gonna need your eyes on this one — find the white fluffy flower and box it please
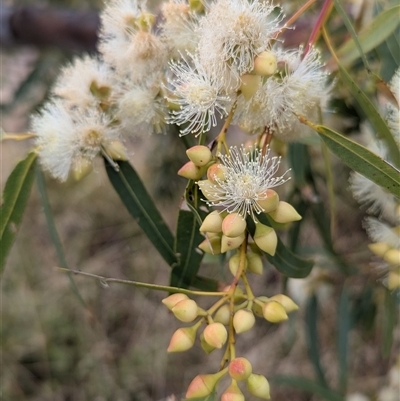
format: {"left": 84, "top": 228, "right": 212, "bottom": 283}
{"left": 166, "top": 54, "right": 233, "bottom": 136}
{"left": 197, "top": 0, "right": 283, "bottom": 82}
{"left": 200, "top": 146, "right": 290, "bottom": 220}
{"left": 32, "top": 101, "right": 120, "bottom": 181}
{"left": 386, "top": 68, "right": 400, "bottom": 147}
{"left": 364, "top": 218, "right": 400, "bottom": 249}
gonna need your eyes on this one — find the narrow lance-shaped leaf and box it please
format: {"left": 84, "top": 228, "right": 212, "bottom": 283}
{"left": 0, "top": 152, "right": 37, "bottom": 272}
{"left": 382, "top": 288, "right": 398, "bottom": 357}
{"left": 104, "top": 159, "right": 178, "bottom": 267}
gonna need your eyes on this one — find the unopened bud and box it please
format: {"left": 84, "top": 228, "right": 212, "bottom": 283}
{"left": 197, "top": 179, "right": 221, "bottom": 202}
{"left": 233, "top": 309, "right": 255, "bottom": 334}
{"left": 72, "top": 159, "right": 92, "bottom": 181}
{"left": 186, "top": 371, "right": 226, "bottom": 399}
{"left": 186, "top": 145, "right": 213, "bottom": 167}
{"left": 200, "top": 332, "right": 216, "bottom": 354}
{"left": 200, "top": 211, "right": 223, "bottom": 233}
{"left": 223, "top": 285, "right": 246, "bottom": 302}
{"left": 207, "top": 163, "right": 227, "bottom": 183}
{"left": 172, "top": 299, "right": 199, "bottom": 322}
{"left": 247, "top": 251, "right": 263, "bottom": 275}
{"left": 254, "top": 224, "right": 277, "bottom": 256}
{"left": 222, "top": 213, "right": 247, "bottom": 237}
{"left": 240, "top": 74, "right": 261, "bottom": 100}
{"left": 262, "top": 301, "right": 288, "bottom": 323}
{"left": 388, "top": 268, "right": 400, "bottom": 290}
{"left": 203, "top": 323, "right": 228, "bottom": 349}
{"left": 368, "top": 242, "right": 390, "bottom": 257}
{"left": 253, "top": 51, "right": 277, "bottom": 76}
{"left": 198, "top": 234, "right": 222, "bottom": 254}
{"left": 257, "top": 189, "right": 279, "bottom": 213}
{"left": 221, "top": 380, "right": 245, "bottom": 401}
{"left": 221, "top": 233, "right": 246, "bottom": 253}
{"left": 214, "top": 304, "right": 231, "bottom": 325}
{"left": 383, "top": 249, "right": 400, "bottom": 266}
{"left": 178, "top": 161, "right": 206, "bottom": 180}
{"left": 247, "top": 373, "right": 271, "bottom": 399}
{"left": 252, "top": 296, "right": 269, "bottom": 317}
{"left": 189, "top": 0, "right": 204, "bottom": 12}
{"left": 167, "top": 325, "right": 198, "bottom": 352}
{"left": 269, "top": 294, "right": 299, "bottom": 313}
{"left": 162, "top": 293, "right": 189, "bottom": 310}
{"left": 229, "top": 357, "right": 253, "bottom": 381}
{"left": 105, "top": 140, "right": 128, "bottom": 161}
{"left": 229, "top": 253, "right": 248, "bottom": 276}
{"left": 268, "top": 201, "right": 302, "bottom": 223}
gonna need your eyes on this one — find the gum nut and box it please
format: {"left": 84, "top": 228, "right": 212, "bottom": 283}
{"left": 221, "top": 233, "right": 246, "bottom": 253}
{"left": 269, "top": 294, "right": 299, "bottom": 313}
{"left": 247, "top": 251, "right": 263, "bottom": 275}
{"left": 200, "top": 211, "right": 223, "bottom": 233}
{"left": 172, "top": 299, "right": 199, "bottom": 322}
{"left": 262, "top": 301, "right": 288, "bottom": 323}
{"left": 197, "top": 179, "right": 221, "bottom": 202}
{"left": 254, "top": 224, "right": 277, "bottom": 256}
{"left": 207, "top": 163, "right": 227, "bottom": 183}
{"left": 383, "top": 248, "right": 400, "bottom": 266}
{"left": 104, "top": 140, "right": 128, "bottom": 161}
{"left": 229, "top": 253, "right": 248, "bottom": 276}
{"left": 186, "top": 145, "right": 213, "bottom": 167}
{"left": 200, "top": 332, "right": 216, "bottom": 354}
{"left": 233, "top": 309, "right": 255, "bottom": 334}
{"left": 72, "top": 159, "right": 93, "bottom": 181}
{"left": 222, "top": 213, "right": 247, "bottom": 237}
{"left": 198, "top": 235, "right": 222, "bottom": 254}
{"left": 167, "top": 326, "right": 196, "bottom": 352}
{"left": 214, "top": 304, "right": 231, "bottom": 326}
{"left": 186, "top": 372, "right": 225, "bottom": 399}
{"left": 221, "top": 380, "right": 245, "bottom": 401}
{"left": 229, "top": 357, "right": 253, "bottom": 381}
{"left": 268, "top": 201, "right": 302, "bottom": 223}
{"left": 388, "top": 269, "right": 400, "bottom": 290}
{"left": 203, "top": 323, "right": 228, "bottom": 349}
{"left": 162, "top": 293, "right": 189, "bottom": 310}
{"left": 253, "top": 51, "right": 277, "bottom": 76}
{"left": 247, "top": 373, "right": 271, "bottom": 399}
{"left": 368, "top": 242, "right": 390, "bottom": 257}
{"left": 257, "top": 189, "right": 279, "bottom": 213}
{"left": 240, "top": 74, "right": 261, "bottom": 100}
{"left": 252, "top": 296, "right": 269, "bottom": 317}
{"left": 178, "top": 161, "right": 206, "bottom": 180}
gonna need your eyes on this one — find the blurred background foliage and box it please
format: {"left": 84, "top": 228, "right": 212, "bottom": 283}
{"left": 1, "top": 0, "right": 399, "bottom": 400}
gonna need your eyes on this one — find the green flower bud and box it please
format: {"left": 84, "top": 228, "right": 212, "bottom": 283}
{"left": 262, "top": 301, "right": 288, "bottom": 323}
{"left": 214, "top": 304, "right": 231, "bottom": 326}
{"left": 200, "top": 211, "right": 223, "bottom": 233}
{"left": 198, "top": 234, "right": 222, "bottom": 254}
{"left": 368, "top": 242, "right": 390, "bottom": 257}
{"left": 222, "top": 213, "right": 247, "bottom": 237}
{"left": 221, "top": 380, "right": 245, "bottom": 401}
{"left": 203, "top": 322, "right": 228, "bottom": 349}
{"left": 257, "top": 189, "right": 279, "bottom": 213}
{"left": 186, "top": 371, "right": 227, "bottom": 398}
{"left": 239, "top": 74, "right": 261, "bottom": 100}
{"left": 383, "top": 248, "right": 400, "bottom": 266}
{"left": 221, "top": 233, "right": 246, "bottom": 253}
{"left": 200, "top": 332, "right": 216, "bottom": 354}
{"left": 252, "top": 51, "right": 277, "bottom": 76}
{"left": 162, "top": 293, "right": 189, "bottom": 310}
{"left": 269, "top": 294, "right": 299, "bottom": 313}
{"left": 268, "top": 201, "right": 302, "bottom": 223}
{"left": 178, "top": 161, "right": 207, "bottom": 180}
{"left": 223, "top": 285, "right": 246, "bottom": 302}
{"left": 186, "top": 145, "right": 213, "bottom": 167}
{"left": 252, "top": 296, "right": 269, "bottom": 317}
{"left": 247, "top": 251, "right": 263, "bottom": 275}
{"left": 229, "top": 357, "right": 253, "bottom": 381}
{"left": 247, "top": 373, "right": 271, "bottom": 399}
{"left": 254, "top": 224, "right": 277, "bottom": 256}
{"left": 228, "top": 253, "right": 247, "bottom": 276}
{"left": 172, "top": 299, "right": 199, "bottom": 322}
{"left": 167, "top": 325, "right": 198, "bottom": 352}
{"left": 233, "top": 309, "right": 255, "bottom": 334}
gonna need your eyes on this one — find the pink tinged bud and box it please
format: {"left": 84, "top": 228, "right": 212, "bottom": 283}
{"left": 162, "top": 293, "right": 189, "bottom": 310}
{"left": 388, "top": 269, "right": 400, "bottom": 290}
{"left": 221, "top": 233, "right": 246, "bottom": 253}
{"left": 253, "top": 224, "right": 277, "bottom": 256}
{"left": 228, "top": 357, "right": 253, "bottom": 381}
{"left": 200, "top": 211, "right": 223, "bottom": 233}
{"left": 246, "top": 251, "right": 263, "bottom": 275}
{"left": 262, "top": 301, "right": 288, "bottom": 323}
{"left": 200, "top": 332, "right": 216, "bottom": 354}
{"left": 233, "top": 309, "right": 255, "bottom": 334}
{"left": 203, "top": 322, "right": 228, "bottom": 349}
{"left": 239, "top": 74, "right": 261, "bottom": 100}
{"left": 207, "top": 163, "right": 227, "bottom": 183}
{"left": 252, "top": 51, "right": 277, "bottom": 77}
{"left": 368, "top": 242, "right": 390, "bottom": 257}
{"left": 383, "top": 249, "right": 400, "bottom": 266}
{"left": 186, "top": 145, "right": 213, "bottom": 167}
{"left": 268, "top": 201, "right": 302, "bottom": 223}
{"left": 198, "top": 234, "right": 222, "bottom": 254}
{"left": 269, "top": 294, "right": 299, "bottom": 313}
{"left": 171, "top": 299, "right": 199, "bottom": 322}
{"left": 197, "top": 179, "right": 222, "bottom": 202}
{"left": 167, "top": 326, "right": 197, "bottom": 352}
{"left": 228, "top": 253, "right": 247, "bottom": 276}
{"left": 257, "top": 189, "right": 279, "bottom": 213}
{"left": 186, "top": 370, "right": 227, "bottom": 398}
{"left": 214, "top": 304, "right": 231, "bottom": 326}
{"left": 178, "top": 161, "right": 207, "bottom": 180}
{"left": 221, "top": 380, "right": 245, "bottom": 401}
{"left": 222, "top": 213, "right": 247, "bottom": 237}
{"left": 246, "top": 373, "right": 271, "bottom": 399}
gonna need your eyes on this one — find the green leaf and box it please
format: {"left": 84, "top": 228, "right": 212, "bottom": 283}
{"left": 337, "top": 6, "right": 400, "bottom": 68}
{"left": 272, "top": 376, "right": 344, "bottom": 401}
{"left": 0, "top": 152, "right": 37, "bottom": 272}
{"left": 310, "top": 124, "right": 400, "bottom": 197}
{"left": 305, "top": 295, "right": 329, "bottom": 389}
{"left": 382, "top": 288, "right": 398, "bottom": 356}
{"left": 337, "top": 64, "right": 400, "bottom": 166}
{"left": 191, "top": 275, "right": 219, "bottom": 291}
{"left": 104, "top": 159, "right": 178, "bottom": 267}
{"left": 247, "top": 215, "right": 314, "bottom": 278}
